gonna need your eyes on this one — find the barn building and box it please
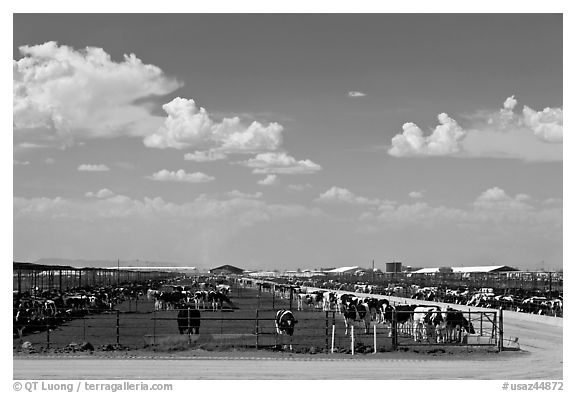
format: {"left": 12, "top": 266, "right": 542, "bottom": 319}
{"left": 411, "top": 265, "right": 518, "bottom": 275}
{"left": 209, "top": 264, "right": 244, "bottom": 275}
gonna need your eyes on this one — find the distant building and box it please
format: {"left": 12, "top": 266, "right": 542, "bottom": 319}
{"left": 325, "top": 266, "right": 362, "bottom": 275}
{"left": 411, "top": 265, "right": 518, "bottom": 275}
{"left": 209, "top": 265, "right": 244, "bottom": 275}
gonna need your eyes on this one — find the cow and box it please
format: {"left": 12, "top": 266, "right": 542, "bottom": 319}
{"left": 193, "top": 291, "right": 208, "bottom": 309}
{"left": 364, "top": 297, "right": 388, "bottom": 324}
{"left": 343, "top": 298, "right": 370, "bottom": 335}
{"left": 413, "top": 306, "right": 442, "bottom": 342}
{"left": 442, "top": 308, "right": 475, "bottom": 342}
{"left": 207, "top": 291, "right": 235, "bottom": 311}
{"left": 176, "top": 304, "right": 201, "bottom": 335}
{"left": 383, "top": 304, "right": 417, "bottom": 337}
{"left": 337, "top": 293, "right": 354, "bottom": 314}
{"left": 322, "top": 291, "right": 337, "bottom": 311}
{"left": 275, "top": 309, "right": 298, "bottom": 350}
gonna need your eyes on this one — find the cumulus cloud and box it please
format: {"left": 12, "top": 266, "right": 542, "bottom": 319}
{"left": 408, "top": 191, "right": 424, "bottom": 199}
{"left": 355, "top": 187, "right": 561, "bottom": 235}
{"left": 14, "top": 193, "right": 323, "bottom": 228}
{"left": 522, "top": 106, "right": 563, "bottom": 143}
{"left": 184, "top": 150, "right": 228, "bottom": 162}
{"left": 13, "top": 41, "right": 181, "bottom": 146}
{"left": 78, "top": 164, "right": 110, "bottom": 172}
{"left": 227, "top": 190, "right": 263, "bottom": 199}
{"left": 257, "top": 174, "right": 278, "bottom": 186}
{"left": 316, "top": 186, "right": 380, "bottom": 206}
{"left": 388, "top": 113, "right": 466, "bottom": 157}
{"left": 14, "top": 160, "right": 30, "bottom": 166}
{"left": 240, "top": 152, "right": 322, "bottom": 175}
{"left": 472, "top": 187, "right": 533, "bottom": 211}
{"left": 347, "top": 91, "right": 366, "bottom": 97}
{"left": 85, "top": 188, "right": 115, "bottom": 199}
{"left": 147, "top": 169, "right": 215, "bottom": 183}
{"left": 143, "top": 97, "right": 284, "bottom": 153}
{"left": 287, "top": 183, "right": 313, "bottom": 192}
{"left": 388, "top": 96, "right": 562, "bottom": 161}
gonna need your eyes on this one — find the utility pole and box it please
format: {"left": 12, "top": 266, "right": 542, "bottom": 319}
{"left": 117, "top": 259, "right": 120, "bottom": 286}
{"left": 372, "top": 260, "right": 375, "bottom": 281}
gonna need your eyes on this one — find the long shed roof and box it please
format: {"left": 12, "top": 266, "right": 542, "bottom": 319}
{"left": 412, "top": 265, "right": 518, "bottom": 274}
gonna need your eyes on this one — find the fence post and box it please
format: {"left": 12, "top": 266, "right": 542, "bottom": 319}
{"left": 289, "top": 288, "right": 293, "bottom": 311}
{"left": 187, "top": 307, "right": 192, "bottom": 346}
{"left": 325, "top": 311, "right": 329, "bottom": 351}
{"left": 480, "top": 312, "right": 483, "bottom": 336}
{"left": 152, "top": 309, "right": 156, "bottom": 345}
{"left": 392, "top": 308, "right": 398, "bottom": 350}
{"left": 351, "top": 326, "right": 355, "bottom": 355}
{"left": 83, "top": 317, "right": 86, "bottom": 342}
{"left": 373, "top": 324, "right": 377, "bottom": 353}
{"left": 116, "top": 310, "right": 120, "bottom": 345}
{"left": 498, "top": 308, "right": 504, "bottom": 352}
{"left": 46, "top": 323, "right": 50, "bottom": 349}
{"left": 255, "top": 309, "right": 259, "bottom": 349}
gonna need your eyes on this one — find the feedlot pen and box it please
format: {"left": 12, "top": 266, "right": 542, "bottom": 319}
{"left": 13, "top": 283, "right": 503, "bottom": 354}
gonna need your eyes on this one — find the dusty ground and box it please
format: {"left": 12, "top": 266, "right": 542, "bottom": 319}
{"left": 13, "top": 307, "right": 562, "bottom": 380}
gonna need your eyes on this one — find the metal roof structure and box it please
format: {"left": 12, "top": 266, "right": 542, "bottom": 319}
{"left": 412, "top": 265, "right": 519, "bottom": 274}
{"left": 325, "top": 266, "right": 361, "bottom": 273}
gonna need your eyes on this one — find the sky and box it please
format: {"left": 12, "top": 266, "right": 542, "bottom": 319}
{"left": 12, "top": 13, "right": 563, "bottom": 271}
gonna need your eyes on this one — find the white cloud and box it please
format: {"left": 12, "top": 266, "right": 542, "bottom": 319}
{"left": 14, "top": 193, "right": 323, "bottom": 228}
{"left": 316, "top": 186, "right": 380, "bottom": 206}
{"left": 287, "top": 183, "right": 313, "bottom": 191}
{"left": 184, "top": 150, "right": 228, "bottom": 162}
{"left": 78, "top": 164, "right": 110, "bottom": 172}
{"left": 356, "top": 187, "right": 560, "bottom": 233}
{"left": 227, "top": 190, "right": 263, "bottom": 199}
{"left": 472, "top": 187, "right": 533, "bottom": 211}
{"left": 144, "top": 97, "right": 284, "bottom": 153}
{"left": 45, "top": 158, "right": 56, "bottom": 165}
{"left": 257, "top": 174, "right": 278, "bottom": 186}
{"left": 388, "top": 96, "right": 562, "bottom": 161}
{"left": 522, "top": 106, "right": 563, "bottom": 143}
{"left": 85, "top": 188, "right": 115, "bottom": 199}
{"left": 347, "top": 91, "right": 366, "bottom": 97}
{"left": 14, "top": 160, "right": 30, "bottom": 166}
{"left": 13, "top": 41, "right": 181, "bottom": 146}
{"left": 148, "top": 169, "right": 215, "bottom": 183}
{"left": 240, "top": 152, "right": 322, "bottom": 175}
{"left": 388, "top": 113, "right": 466, "bottom": 157}
{"left": 408, "top": 191, "right": 424, "bottom": 199}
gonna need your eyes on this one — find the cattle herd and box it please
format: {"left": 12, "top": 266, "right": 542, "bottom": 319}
{"left": 13, "top": 283, "right": 146, "bottom": 340}
{"left": 283, "top": 279, "right": 563, "bottom": 318}
{"left": 13, "top": 273, "right": 563, "bottom": 351}
{"left": 290, "top": 289, "right": 476, "bottom": 344}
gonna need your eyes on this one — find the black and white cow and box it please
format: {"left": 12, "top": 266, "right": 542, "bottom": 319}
{"left": 442, "top": 307, "right": 475, "bottom": 342}
{"left": 364, "top": 297, "right": 388, "bottom": 324}
{"left": 322, "top": 291, "right": 337, "bottom": 311}
{"left": 413, "top": 306, "right": 443, "bottom": 342}
{"left": 207, "top": 291, "right": 235, "bottom": 311}
{"left": 382, "top": 304, "right": 417, "bottom": 337}
{"left": 177, "top": 304, "right": 201, "bottom": 335}
{"left": 343, "top": 298, "right": 370, "bottom": 335}
{"left": 275, "top": 309, "right": 298, "bottom": 350}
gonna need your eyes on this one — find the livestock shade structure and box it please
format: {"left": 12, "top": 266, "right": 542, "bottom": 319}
{"left": 209, "top": 265, "right": 244, "bottom": 275}
{"left": 411, "top": 266, "right": 519, "bottom": 275}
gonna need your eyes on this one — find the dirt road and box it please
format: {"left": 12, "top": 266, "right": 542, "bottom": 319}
{"left": 13, "top": 307, "right": 562, "bottom": 380}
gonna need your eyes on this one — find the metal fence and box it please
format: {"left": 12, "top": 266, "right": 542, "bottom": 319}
{"left": 13, "top": 262, "right": 182, "bottom": 294}
{"left": 14, "top": 304, "right": 503, "bottom": 354}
